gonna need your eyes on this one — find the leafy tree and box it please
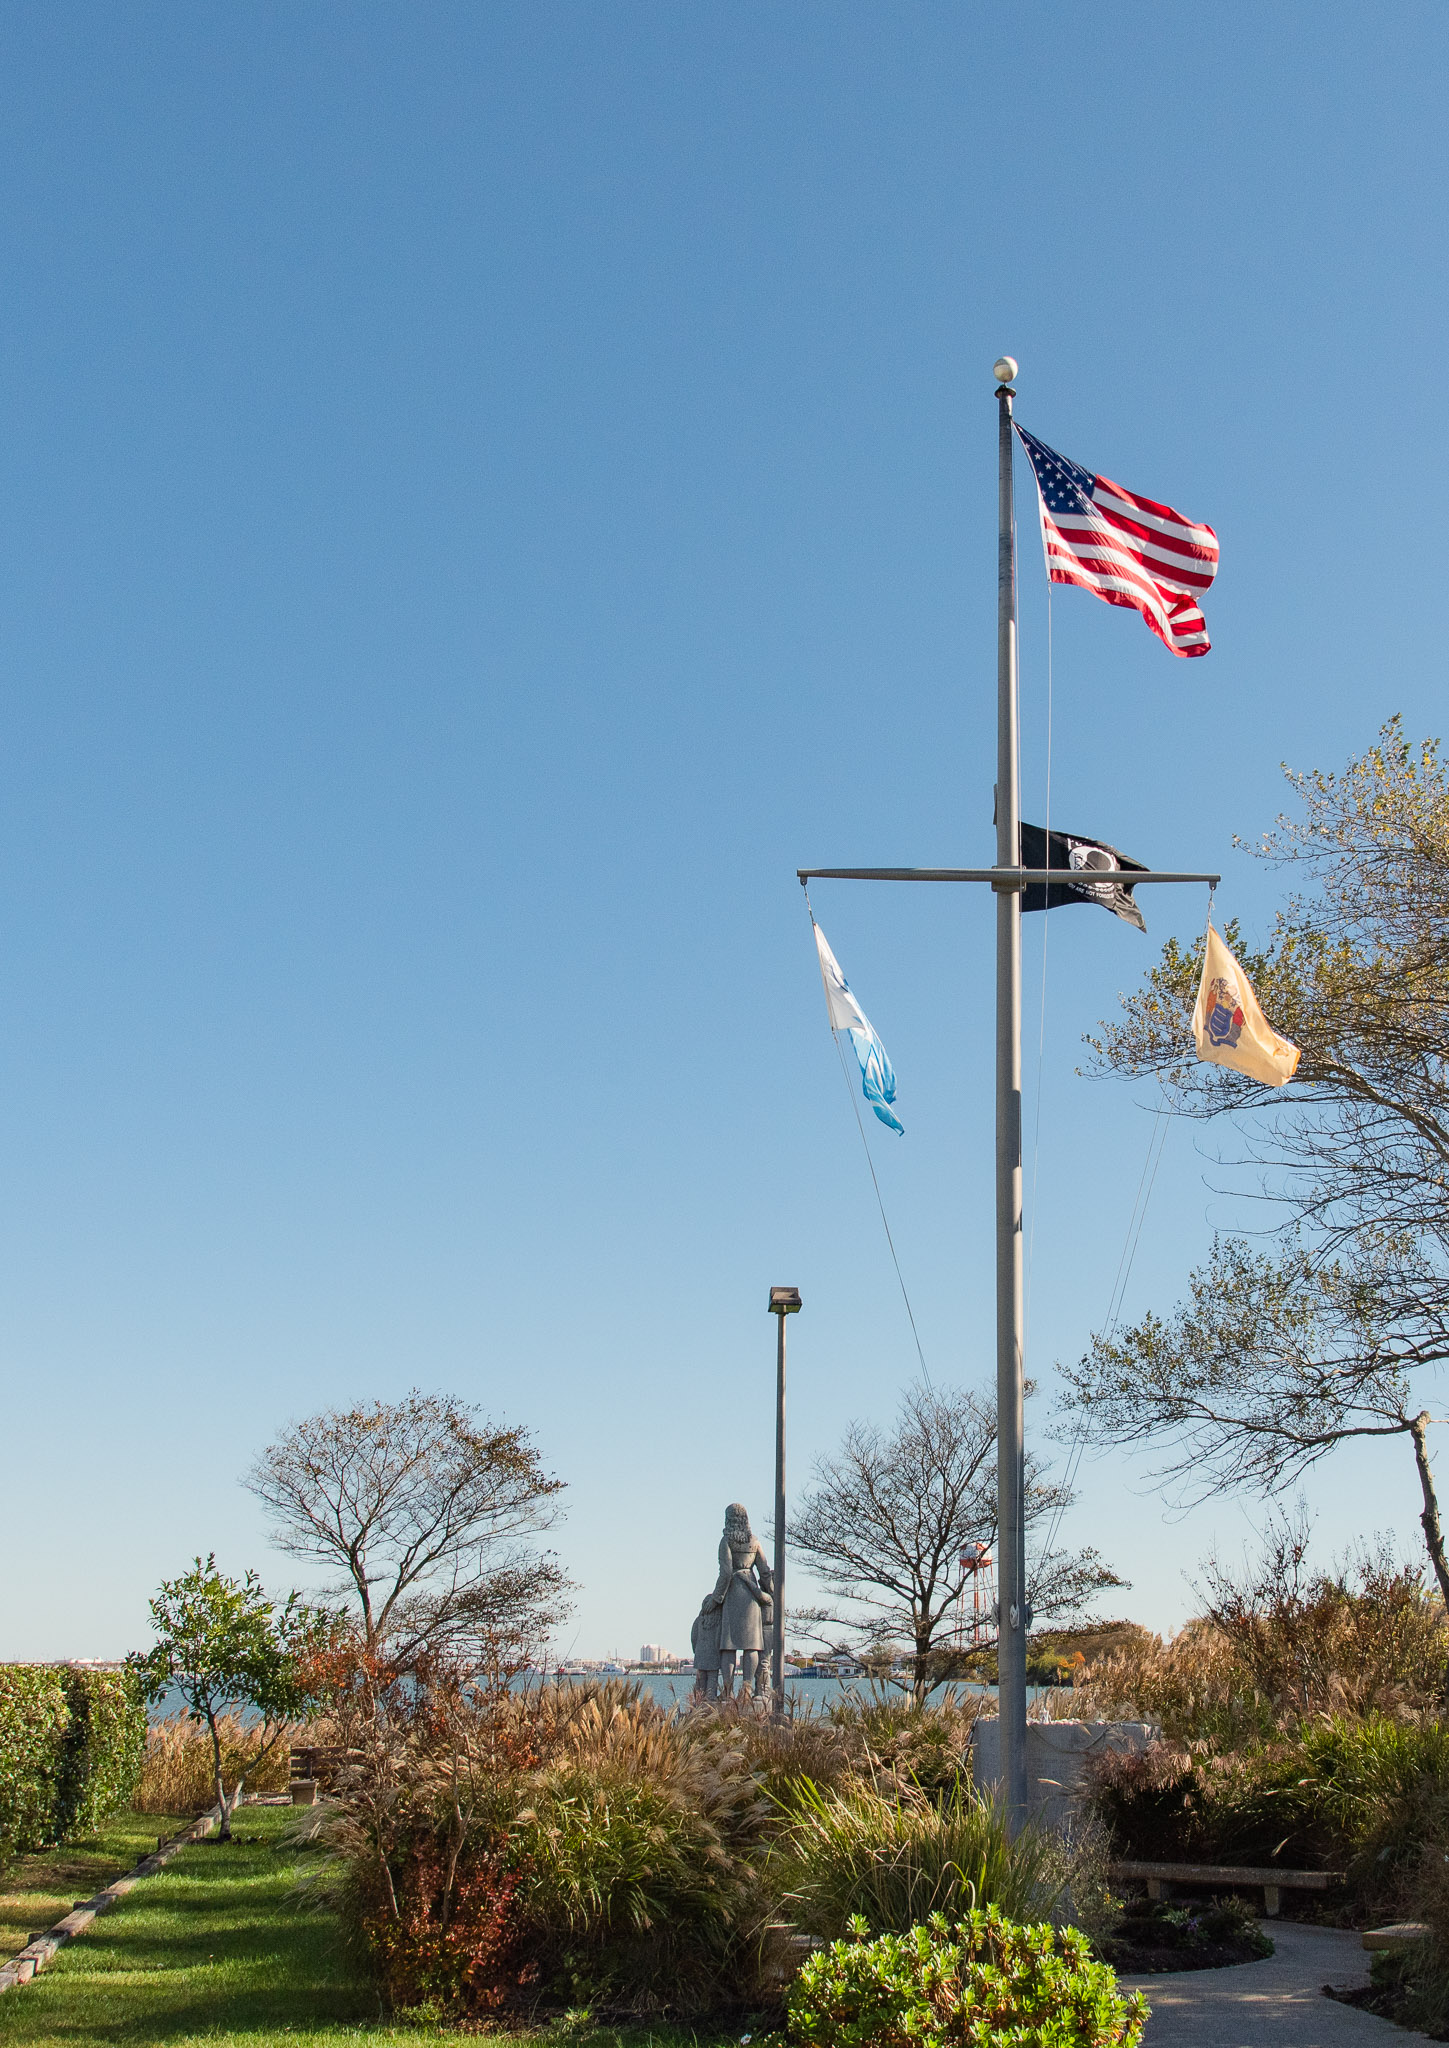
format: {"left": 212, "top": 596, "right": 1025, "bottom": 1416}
{"left": 245, "top": 1391, "right": 568, "bottom": 1663}
{"left": 789, "top": 1383, "right": 1122, "bottom": 1699}
{"left": 1061, "top": 721, "right": 1449, "bottom": 1618}
{"left": 131, "top": 1555, "right": 333, "bottom": 1837}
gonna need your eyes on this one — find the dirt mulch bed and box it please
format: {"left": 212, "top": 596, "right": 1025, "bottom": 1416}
{"left": 1099, "top": 1897, "right": 1276, "bottom": 1974}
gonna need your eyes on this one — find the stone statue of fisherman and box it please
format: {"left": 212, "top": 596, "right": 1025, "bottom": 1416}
{"left": 709, "top": 1502, "right": 774, "bottom": 1699}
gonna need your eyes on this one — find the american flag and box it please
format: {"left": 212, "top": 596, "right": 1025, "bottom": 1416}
{"left": 1015, "top": 424, "right": 1218, "bottom": 658}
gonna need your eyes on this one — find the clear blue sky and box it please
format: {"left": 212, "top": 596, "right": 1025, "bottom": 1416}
{"left": 2, "top": 3, "right": 1445, "bottom": 1661}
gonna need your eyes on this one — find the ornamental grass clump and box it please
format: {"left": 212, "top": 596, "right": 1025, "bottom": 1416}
{"left": 826, "top": 1690, "right": 985, "bottom": 1801}
{"left": 1296, "top": 1714, "right": 1449, "bottom": 1880}
{"left": 772, "top": 1776, "right": 1062, "bottom": 1939}
{"left": 773, "top": 1905, "right": 1148, "bottom": 2048}
{"left": 137, "top": 1712, "right": 294, "bottom": 1814}
{"left": 1379, "top": 1832, "right": 1449, "bottom": 2037}
{"left": 1068, "top": 1620, "right": 1273, "bottom": 1749}
{"left": 1070, "top": 1525, "right": 1449, "bottom": 1746}
{"left": 322, "top": 1669, "right": 776, "bottom": 2019}
{"left": 323, "top": 1666, "right": 1118, "bottom": 2022}
{"left": 507, "top": 1764, "right": 768, "bottom": 2013}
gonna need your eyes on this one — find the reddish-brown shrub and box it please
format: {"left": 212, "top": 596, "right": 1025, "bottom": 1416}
{"left": 355, "top": 1822, "right": 532, "bottom": 2017}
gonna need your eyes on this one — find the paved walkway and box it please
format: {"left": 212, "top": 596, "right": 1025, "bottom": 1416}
{"left": 1121, "top": 1921, "right": 1437, "bottom": 2048}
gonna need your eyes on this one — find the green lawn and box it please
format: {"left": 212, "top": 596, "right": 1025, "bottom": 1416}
{"left": 0, "top": 1806, "right": 742, "bottom": 2048}
{"left": 0, "top": 1813, "right": 192, "bottom": 1963}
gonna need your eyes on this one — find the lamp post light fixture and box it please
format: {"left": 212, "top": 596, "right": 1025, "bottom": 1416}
{"left": 767, "top": 1286, "right": 802, "bottom": 1712}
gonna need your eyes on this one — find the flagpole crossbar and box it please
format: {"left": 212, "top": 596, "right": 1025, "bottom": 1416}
{"left": 797, "top": 867, "right": 1220, "bottom": 888}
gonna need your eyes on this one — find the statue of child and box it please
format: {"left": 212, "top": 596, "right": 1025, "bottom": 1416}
{"left": 690, "top": 1593, "right": 723, "bottom": 1700}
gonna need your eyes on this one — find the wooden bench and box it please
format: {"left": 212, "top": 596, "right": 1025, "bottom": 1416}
{"left": 287, "top": 1744, "right": 358, "bottom": 1803}
{"left": 1107, "top": 1860, "right": 1345, "bottom": 1918}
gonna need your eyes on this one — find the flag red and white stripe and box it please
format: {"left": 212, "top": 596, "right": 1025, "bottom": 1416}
{"left": 1016, "top": 424, "right": 1218, "bottom": 658}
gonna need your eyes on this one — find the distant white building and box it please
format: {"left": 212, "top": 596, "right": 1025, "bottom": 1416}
{"left": 639, "top": 1644, "right": 669, "bottom": 1665}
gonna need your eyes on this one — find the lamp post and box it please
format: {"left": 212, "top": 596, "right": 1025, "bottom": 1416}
{"left": 767, "top": 1285, "right": 801, "bottom": 1713}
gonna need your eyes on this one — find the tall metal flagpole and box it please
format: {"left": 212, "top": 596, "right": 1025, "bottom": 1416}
{"left": 795, "top": 353, "right": 1219, "bottom": 1827}
{"left": 993, "top": 356, "right": 1028, "bottom": 1828}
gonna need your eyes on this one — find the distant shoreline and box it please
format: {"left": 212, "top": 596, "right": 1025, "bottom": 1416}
{"left": 142, "top": 1670, "right": 1045, "bottom": 1724}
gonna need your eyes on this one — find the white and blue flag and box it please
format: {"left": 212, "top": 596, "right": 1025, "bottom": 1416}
{"left": 812, "top": 921, "right": 904, "bottom": 1136}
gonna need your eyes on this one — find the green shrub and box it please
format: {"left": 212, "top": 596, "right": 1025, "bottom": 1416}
{"left": 0, "top": 1666, "right": 146, "bottom": 1858}
{"left": 0, "top": 1667, "right": 68, "bottom": 1859}
{"left": 1098, "top": 1894, "right": 1274, "bottom": 1969}
{"left": 774, "top": 1906, "right": 1148, "bottom": 2048}
{"left": 771, "top": 1776, "right": 1062, "bottom": 1940}
{"left": 56, "top": 1669, "right": 146, "bottom": 1836}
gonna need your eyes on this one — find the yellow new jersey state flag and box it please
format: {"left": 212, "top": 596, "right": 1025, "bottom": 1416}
{"left": 1192, "top": 924, "right": 1301, "bottom": 1087}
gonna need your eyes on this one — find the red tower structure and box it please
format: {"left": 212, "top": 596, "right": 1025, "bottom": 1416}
{"left": 954, "top": 1543, "right": 995, "bottom": 1647}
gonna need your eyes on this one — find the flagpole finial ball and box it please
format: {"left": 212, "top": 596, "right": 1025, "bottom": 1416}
{"left": 993, "top": 356, "right": 1018, "bottom": 386}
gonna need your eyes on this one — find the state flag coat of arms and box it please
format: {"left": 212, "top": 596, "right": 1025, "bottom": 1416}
{"left": 1192, "top": 925, "right": 1300, "bottom": 1087}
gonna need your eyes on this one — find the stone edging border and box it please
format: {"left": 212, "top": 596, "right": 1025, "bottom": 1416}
{"left": 0, "top": 1802, "right": 227, "bottom": 1994}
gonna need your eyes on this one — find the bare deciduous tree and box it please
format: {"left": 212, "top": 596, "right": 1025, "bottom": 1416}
{"left": 245, "top": 1391, "right": 568, "bottom": 1661}
{"left": 789, "top": 1382, "right": 1122, "bottom": 1699}
{"left": 1062, "top": 721, "right": 1449, "bottom": 1618}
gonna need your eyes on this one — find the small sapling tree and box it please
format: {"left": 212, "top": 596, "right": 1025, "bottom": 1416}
{"left": 132, "top": 1555, "right": 334, "bottom": 1838}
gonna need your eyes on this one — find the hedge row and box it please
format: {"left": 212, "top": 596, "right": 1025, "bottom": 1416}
{"left": 0, "top": 1666, "right": 146, "bottom": 1857}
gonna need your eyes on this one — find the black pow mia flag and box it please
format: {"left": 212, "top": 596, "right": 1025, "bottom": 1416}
{"left": 1020, "top": 822, "right": 1148, "bottom": 933}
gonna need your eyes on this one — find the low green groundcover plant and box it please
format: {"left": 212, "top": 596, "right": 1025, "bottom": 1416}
{"left": 771, "top": 1906, "right": 1148, "bottom": 2048}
